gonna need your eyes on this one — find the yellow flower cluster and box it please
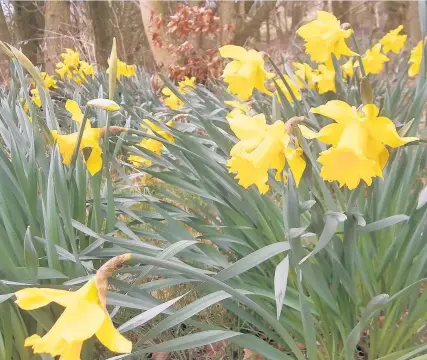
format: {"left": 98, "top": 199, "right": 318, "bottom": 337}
{"left": 162, "top": 76, "right": 196, "bottom": 110}
{"left": 56, "top": 49, "right": 96, "bottom": 84}
{"left": 107, "top": 59, "right": 136, "bottom": 80}
{"left": 22, "top": 72, "right": 57, "bottom": 114}
{"left": 128, "top": 119, "right": 174, "bottom": 167}
{"left": 300, "top": 100, "right": 418, "bottom": 189}
{"left": 52, "top": 100, "right": 103, "bottom": 175}
{"left": 226, "top": 108, "right": 305, "bottom": 194}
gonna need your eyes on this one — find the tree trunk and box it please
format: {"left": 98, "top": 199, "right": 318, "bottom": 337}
{"left": 232, "top": 1, "right": 276, "bottom": 46}
{"left": 332, "top": 1, "right": 350, "bottom": 23}
{"left": 384, "top": 1, "right": 407, "bottom": 32}
{"left": 44, "top": 0, "right": 72, "bottom": 73}
{"left": 291, "top": 2, "right": 304, "bottom": 30}
{"left": 13, "top": 1, "right": 44, "bottom": 65}
{"left": 219, "top": 1, "right": 237, "bottom": 44}
{"left": 140, "top": 0, "right": 174, "bottom": 71}
{"left": 87, "top": 1, "right": 115, "bottom": 67}
{"left": 0, "top": 5, "right": 12, "bottom": 82}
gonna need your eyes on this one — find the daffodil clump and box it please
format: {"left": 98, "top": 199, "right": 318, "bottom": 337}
{"left": 162, "top": 76, "right": 196, "bottom": 109}
{"left": 299, "top": 101, "right": 417, "bottom": 189}
{"left": 21, "top": 72, "right": 57, "bottom": 113}
{"left": 128, "top": 119, "right": 174, "bottom": 167}
{"left": 56, "top": 48, "right": 96, "bottom": 84}
{"left": 15, "top": 254, "right": 133, "bottom": 359}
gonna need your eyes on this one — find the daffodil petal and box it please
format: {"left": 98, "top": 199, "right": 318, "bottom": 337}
{"left": 96, "top": 309, "right": 132, "bottom": 354}
{"left": 219, "top": 45, "right": 247, "bottom": 60}
{"left": 310, "top": 100, "right": 359, "bottom": 126}
{"left": 86, "top": 146, "right": 103, "bottom": 175}
{"left": 285, "top": 147, "right": 306, "bottom": 186}
{"left": 15, "top": 288, "right": 73, "bottom": 310}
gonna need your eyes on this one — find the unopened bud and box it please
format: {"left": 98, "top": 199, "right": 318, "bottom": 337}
{"left": 87, "top": 99, "right": 120, "bottom": 112}
{"left": 341, "top": 23, "right": 352, "bottom": 31}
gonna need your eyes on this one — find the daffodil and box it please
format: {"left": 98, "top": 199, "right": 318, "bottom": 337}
{"left": 341, "top": 59, "right": 354, "bottom": 79}
{"left": 274, "top": 75, "right": 302, "bottom": 103}
{"left": 219, "top": 45, "right": 275, "bottom": 101}
{"left": 293, "top": 62, "right": 316, "bottom": 89}
{"left": 107, "top": 59, "right": 136, "bottom": 79}
{"left": 51, "top": 128, "right": 103, "bottom": 175}
{"left": 227, "top": 111, "right": 305, "bottom": 193}
{"left": 15, "top": 255, "right": 132, "bottom": 359}
{"left": 40, "top": 72, "right": 57, "bottom": 89}
{"left": 297, "top": 11, "right": 357, "bottom": 63}
{"left": 56, "top": 62, "right": 72, "bottom": 79}
{"left": 162, "top": 77, "right": 196, "bottom": 110}
{"left": 379, "top": 25, "right": 407, "bottom": 54}
{"left": 313, "top": 63, "right": 336, "bottom": 94}
{"left": 87, "top": 99, "right": 120, "bottom": 112}
{"left": 61, "top": 48, "right": 80, "bottom": 69}
{"left": 30, "top": 88, "right": 42, "bottom": 108}
{"left": 128, "top": 120, "right": 174, "bottom": 167}
{"left": 408, "top": 40, "right": 424, "bottom": 77}
{"left": 300, "top": 100, "right": 418, "bottom": 189}
{"left": 361, "top": 43, "right": 389, "bottom": 75}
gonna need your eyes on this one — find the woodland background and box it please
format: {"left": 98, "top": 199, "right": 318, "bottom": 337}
{"left": 0, "top": 0, "right": 423, "bottom": 83}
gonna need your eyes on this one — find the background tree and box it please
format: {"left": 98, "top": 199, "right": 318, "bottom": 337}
{"left": 0, "top": 6, "right": 11, "bottom": 82}
{"left": 13, "top": 1, "right": 45, "bottom": 65}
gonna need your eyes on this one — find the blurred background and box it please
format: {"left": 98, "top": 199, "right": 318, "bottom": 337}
{"left": 0, "top": 0, "right": 422, "bottom": 82}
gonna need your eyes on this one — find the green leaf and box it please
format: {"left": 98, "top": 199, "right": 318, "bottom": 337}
{"left": 358, "top": 215, "right": 409, "bottom": 233}
{"left": 274, "top": 255, "right": 289, "bottom": 320}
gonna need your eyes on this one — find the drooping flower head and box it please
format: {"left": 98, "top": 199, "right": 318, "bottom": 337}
{"left": 128, "top": 119, "right": 174, "bottom": 167}
{"left": 300, "top": 100, "right": 418, "bottom": 189}
{"left": 162, "top": 77, "right": 196, "bottom": 110}
{"left": 15, "top": 254, "right": 133, "bottom": 359}
{"left": 274, "top": 75, "right": 302, "bottom": 103}
{"left": 360, "top": 43, "right": 389, "bottom": 75}
{"left": 379, "top": 25, "right": 407, "bottom": 54}
{"left": 297, "top": 11, "right": 357, "bottom": 63}
{"left": 40, "top": 72, "right": 57, "bottom": 89}
{"left": 219, "top": 45, "right": 275, "bottom": 101}
{"left": 408, "top": 39, "right": 425, "bottom": 77}
{"left": 227, "top": 111, "right": 306, "bottom": 193}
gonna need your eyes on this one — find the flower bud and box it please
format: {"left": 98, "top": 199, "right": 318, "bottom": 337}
{"left": 87, "top": 99, "right": 120, "bottom": 112}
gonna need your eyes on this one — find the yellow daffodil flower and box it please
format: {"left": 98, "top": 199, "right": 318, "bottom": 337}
{"left": 79, "top": 61, "right": 95, "bottom": 77}
{"left": 293, "top": 62, "right": 316, "bottom": 89}
{"left": 274, "top": 75, "right": 302, "bottom": 103}
{"left": 341, "top": 59, "right": 354, "bottom": 79}
{"left": 162, "top": 77, "right": 196, "bottom": 110}
{"left": 30, "top": 88, "right": 42, "bottom": 108}
{"left": 56, "top": 62, "right": 72, "bottom": 79}
{"left": 408, "top": 39, "right": 424, "bottom": 77}
{"left": 300, "top": 100, "right": 418, "bottom": 189}
{"left": 128, "top": 120, "right": 174, "bottom": 167}
{"left": 361, "top": 43, "right": 389, "bottom": 75}
{"left": 379, "top": 25, "right": 407, "bottom": 54}
{"left": 297, "top": 11, "right": 357, "bottom": 63}
{"left": 227, "top": 111, "right": 305, "bottom": 193}
{"left": 40, "top": 72, "right": 57, "bottom": 89}
{"left": 219, "top": 45, "right": 275, "bottom": 101}
{"left": 107, "top": 59, "right": 136, "bottom": 79}
{"left": 15, "top": 256, "right": 133, "bottom": 359}
{"left": 313, "top": 62, "right": 336, "bottom": 94}
{"left": 51, "top": 128, "right": 103, "bottom": 175}
{"left": 62, "top": 48, "right": 80, "bottom": 68}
